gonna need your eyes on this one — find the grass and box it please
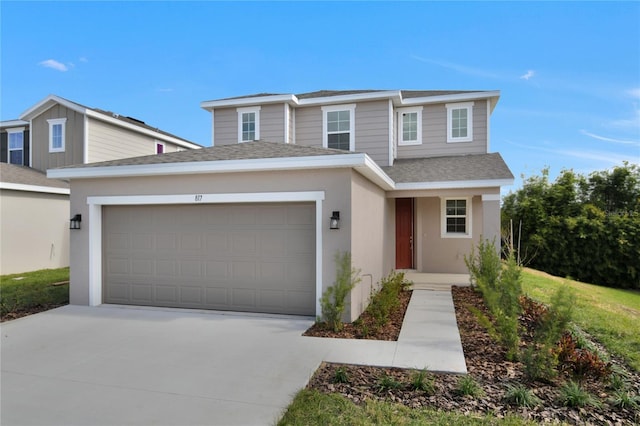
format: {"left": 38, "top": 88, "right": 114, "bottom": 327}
{"left": 521, "top": 268, "right": 640, "bottom": 371}
{"left": 0, "top": 267, "right": 70, "bottom": 319}
{"left": 278, "top": 389, "right": 539, "bottom": 426}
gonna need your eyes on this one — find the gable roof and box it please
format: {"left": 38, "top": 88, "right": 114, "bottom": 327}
{"left": 383, "top": 154, "right": 514, "bottom": 189}
{"left": 0, "top": 163, "right": 69, "bottom": 194}
{"left": 18, "top": 94, "right": 202, "bottom": 149}
{"left": 48, "top": 141, "right": 513, "bottom": 191}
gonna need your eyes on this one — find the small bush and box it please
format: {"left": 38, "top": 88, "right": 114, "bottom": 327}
{"left": 503, "top": 383, "right": 541, "bottom": 408}
{"left": 455, "top": 375, "right": 484, "bottom": 398}
{"left": 557, "top": 333, "right": 612, "bottom": 380}
{"left": 607, "top": 372, "right": 628, "bottom": 391}
{"left": 333, "top": 366, "right": 349, "bottom": 384}
{"left": 519, "top": 295, "right": 548, "bottom": 328}
{"left": 376, "top": 373, "right": 403, "bottom": 392}
{"left": 609, "top": 389, "right": 640, "bottom": 410}
{"left": 365, "top": 271, "right": 411, "bottom": 327}
{"left": 410, "top": 369, "right": 435, "bottom": 394}
{"left": 558, "top": 381, "right": 600, "bottom": 408}
{"left": 522, "top": 344, "right": 558, "bottom": 382}
{"left": 319, "top": 251, "right": 361, "bottom": 332}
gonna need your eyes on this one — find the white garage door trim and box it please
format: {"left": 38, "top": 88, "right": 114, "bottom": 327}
{"left": 87, "top": 191, "right": 325, "bottom": 316}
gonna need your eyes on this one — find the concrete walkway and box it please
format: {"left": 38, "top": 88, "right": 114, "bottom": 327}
{"left": 1, "top": 290, "right": 465, "bottom": 426}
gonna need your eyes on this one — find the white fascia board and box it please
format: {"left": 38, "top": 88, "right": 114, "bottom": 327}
{"left": 394, "top": 178, "right": 514, "bottom": 190}
{"left": 401, "top": 91, "right": 501, "bottom": 106}
{"left": 298, "top": 91, "right": 402, "bottom": 106}
{"left": 85, "top": 111, "right": 201, "bottom": 150}
{"left": 0, "top": 119, "right": 29, "bottom": 128}
{"left": 354, "top": 155, "right": 395, "bottom": 190}
{"left": 20, "top": 94, "right": 87, "bottom": 120}
{"left": 0, "top": 182, "right": 70, "bottom": 195}
{"left": 200, "top": 94, "right": 298, "bottom": 110}
{"left": 47, "top": 153, "right": 371, "bottom": 180}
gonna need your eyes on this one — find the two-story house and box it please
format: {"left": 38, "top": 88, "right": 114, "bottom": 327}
{"left": 49, "top": 90, "right": 513, "bottom": 321}
{"left": 0, "top": 95, "right": 201, "bottom": 275}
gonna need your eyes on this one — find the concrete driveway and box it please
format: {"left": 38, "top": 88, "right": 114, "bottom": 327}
{"left": 1, "top": 305, "right": 327, "bottom": 426}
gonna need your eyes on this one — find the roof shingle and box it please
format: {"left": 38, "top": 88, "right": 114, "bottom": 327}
{"left": 0, "top": 163, "right": 69, "bottom": 189}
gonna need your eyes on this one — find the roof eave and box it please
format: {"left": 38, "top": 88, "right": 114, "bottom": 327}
{"left": 200, "top": 94, "right": 298, "bottom": 110}
{"left": 19, "top": 94, "right": 87, "bottom": 120}
{"left": 400, "top": 91, "right": 501, "bottom": 107}
{"left": 393, "top": 178, "right": 514, "bottom": 191}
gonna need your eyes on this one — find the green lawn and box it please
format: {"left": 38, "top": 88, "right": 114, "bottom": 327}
{"left": 521, "top": 268, "right": 640, "bottom": 372}
{"left": 278, "top": 389, "right": 538, "bottom": 426}
{"left": 0, "top": 267, "right": 70, "bottom": 319}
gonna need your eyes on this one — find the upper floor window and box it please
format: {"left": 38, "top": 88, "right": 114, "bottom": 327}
{"left": 322, "top": 104, "right": 355, "bottom": 151}
{"left": 7, "top": 128, "right": 24, "bottom": 165}
{"left": 47, "top": 118, "right": 67, "bottom": 152}
{"left": 155, "top": 142, "right": 165, "bottom": 154}
{"left": 446, "top": 102, "right": 474, "bottom": 143}
{"left": 441, "top": 197, "right": 472, "bottom": 238}
{"left": 237, "top": 106, "right": 261, "bottom": 142}
{"left": 397, "top": 107, "right": 423, "bottom": 146}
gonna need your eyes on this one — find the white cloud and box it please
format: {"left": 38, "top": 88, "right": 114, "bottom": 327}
{"left": 627, "top": 88, "right": 640, "bottom": 99}
{"left": 609, "top": 108, "right": 640, "bottom": 130}
{"left": 38, "top": 59, "right": 68, "bottom": 72}
{"left": 520, "top": 70, "right": 535, "bottom": 80}
{"left": 79, "top": 57, "right": 89, "bottom": 63}
{"left": 580, "top": 129, "right": 639, "bottom": 145}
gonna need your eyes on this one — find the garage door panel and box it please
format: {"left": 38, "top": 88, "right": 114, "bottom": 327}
{"left": 104, "top": 203, "right": 315, "bottom": 315}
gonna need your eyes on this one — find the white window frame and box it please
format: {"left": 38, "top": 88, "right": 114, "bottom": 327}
{"left": 322, "top": 104, "right": 356, "bottom": 151}
{"left": 155, "top": 141, "right": 165, "bottom": 154}
{"left": 47, "top": 118, "right": 67, "bottom": 152}
{"left": 397, "top": 106, "right": 423, "bottom": 146}
{"left": 7, "top": 127, "right": 25, "bottom": 165}
{"left": 441, "top": 197, "right": 472, "bottom": 238}
{"left": 237, "top": 106, "right": 261, "bottom": 142}
{"left": 446, "top": 102, "right": 474, "bottom": 143}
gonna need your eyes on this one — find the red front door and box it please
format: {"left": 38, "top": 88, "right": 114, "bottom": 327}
{"left": 395, "top": 198, "right": 414, "bottom": 269}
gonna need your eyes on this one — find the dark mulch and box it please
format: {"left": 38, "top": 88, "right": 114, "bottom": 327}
{"left": 1, "top": 303, "right": 68, "bottom": 322}
{"left": 303, "top": 290, "right": 412, "bottom": 340}
{"left": 306, "top": 287, "right": 640, "bottom": 425}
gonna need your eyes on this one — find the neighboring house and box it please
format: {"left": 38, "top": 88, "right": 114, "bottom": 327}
{"left": 49, "top": 90, "right": 514, "bottom": 321}
{"left": 0, "top": 95, "right": 201, "bottom": 275}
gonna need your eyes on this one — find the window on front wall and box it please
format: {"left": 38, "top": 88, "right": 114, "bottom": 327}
{"left": 446, "top": 102, "right": 474, "bottom": 143}
{"left": 237, "top": 106, "right": 261, "bottom": 142}
{"left": 398, "top": 107, "right": 423, "bottom": 145}
{"left": 47, "top": 118, "right": 67, "bottom": 152}
{"left": 322, "top": 104, "right": 355, "bottom": 151}
{"left": 7, "top": 128, "right": 24, "bottom": 165}
{"left": 442, "top": 197, "right": 472, "bottom": 238}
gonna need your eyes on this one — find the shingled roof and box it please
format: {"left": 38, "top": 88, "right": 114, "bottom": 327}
{"left": 383, "top": 153, "right": 514, "bottom": 183}
{"left": 0, "top": 163, "right": 69, "bottom": 189}
{"left": 55, "top": 141, "right": 352, "bottom": 169}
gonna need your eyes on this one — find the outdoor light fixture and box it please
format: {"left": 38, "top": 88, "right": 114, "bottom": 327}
{"left": 70, "top": 214, "right": 82, "bottom": 230}
{"left": 329, "top": 211, "right": 340, "bottom": 230}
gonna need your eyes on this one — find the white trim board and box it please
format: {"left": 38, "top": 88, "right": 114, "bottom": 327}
{"left": 0, "top": 182, "right": 70, "bottom": 195}
{"left": 86, "top": 191, "right": 325, "bottom": 317}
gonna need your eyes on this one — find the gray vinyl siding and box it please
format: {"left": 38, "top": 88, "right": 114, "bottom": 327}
{"left": 397, "top": 100, "right": 488, "bottom": 159}
{"left": 87, "top": 118, "right": 171, "bottom": 163}
{"left": 288, "top": 105, "right": 294, "bottom": 144}
{"left": 213, "top": 108, "right": 237, "bottom": 146}
{"left": 294, "top": 106, "right": 322, "bottom": 148}
{"left": 354, "top": 100, "right": 390, "bottom": 166}
{"left": 295, "top": 100, "right": 391, "bottom": 166}
{"left": 260, "top": 104, "right": 285, "bottom": 142}
{"left": 30, "top": 104, "right": 84, "bottom": 171}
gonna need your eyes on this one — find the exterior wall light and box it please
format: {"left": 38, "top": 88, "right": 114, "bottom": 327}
{"left": 70, "top": 214, "right": 82, "bottom": 230}
{"left": 329, "top": 211, "right": 340, "bottom": 230}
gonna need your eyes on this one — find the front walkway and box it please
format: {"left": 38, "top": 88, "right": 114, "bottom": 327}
{"left": 310, "top": 290, "right": 467, "bottom": 373}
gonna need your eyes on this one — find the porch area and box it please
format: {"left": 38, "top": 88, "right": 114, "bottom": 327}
{"left": 401, "top": 271, "right": 472, "bottom": 291}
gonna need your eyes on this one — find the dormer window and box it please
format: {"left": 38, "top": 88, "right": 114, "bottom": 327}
{"left": 47, "top": 118, "right": 67, "bottom": 152}
{"left": 446, "top": 102, "right": 474, "bottom": 143}
{"left": 237, "top": 106, "right": 261, "bottom": 142}
{"left": 7, "top": 128, "right": 24, "bottom": 165}
{"left": 397, "top": 107, "right": 423, "bottom": 146}
{"left": 155, "top": 142, "right": 165, "bottom": 154}
{"left": 322, "top": 104, "right": 355, "bottom": 151}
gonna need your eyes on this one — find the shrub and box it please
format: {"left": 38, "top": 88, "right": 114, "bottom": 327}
{"left": 609, "top": 389, "right": 640, "bottom": 410}
{"left": 455, "top": 375, "right": 484, "bottom": 398}
{"left": 333, "top": 366, "right": 349, "bottom": 384}
{"left": 319, "top": 251, "right": 361, "bottom": 332}
{"left": 410, "top": 369, "right": 435, "bottom": 394}
{"left": 557, "top": 333, "right": 611, "bottom": 380}
{"left": 503, "top": 383, "right": 541, "bottom": 408}
{"left": 558, "top": 381, "right": 600, "bottom": 408}
{"left": 365, "top": 271, "right": 411, "bottom": 327}
{"left": 522, "top": 344, "right": 558, "bottom": 382}
{"left": 376, "top": 373, "right": 403, "bottom": 392}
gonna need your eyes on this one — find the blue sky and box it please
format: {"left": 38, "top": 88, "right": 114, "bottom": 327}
{"left": 1, "top": 1, "right": 638, "bottom": 192}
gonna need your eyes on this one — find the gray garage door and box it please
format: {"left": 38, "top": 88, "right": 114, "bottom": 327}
{"left": 103, "top": 203, "right": 315, "bottom": 315}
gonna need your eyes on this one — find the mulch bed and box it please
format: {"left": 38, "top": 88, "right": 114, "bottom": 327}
{"left": 0, "top": 303, "right": 68, "bottom": 322}
{"left": 305, "top": 286, "right": 640, "bottom": 425}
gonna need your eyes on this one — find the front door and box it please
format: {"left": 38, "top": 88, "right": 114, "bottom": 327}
{"left": 395, "top": 198, "right": 414, "bottom": 269}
